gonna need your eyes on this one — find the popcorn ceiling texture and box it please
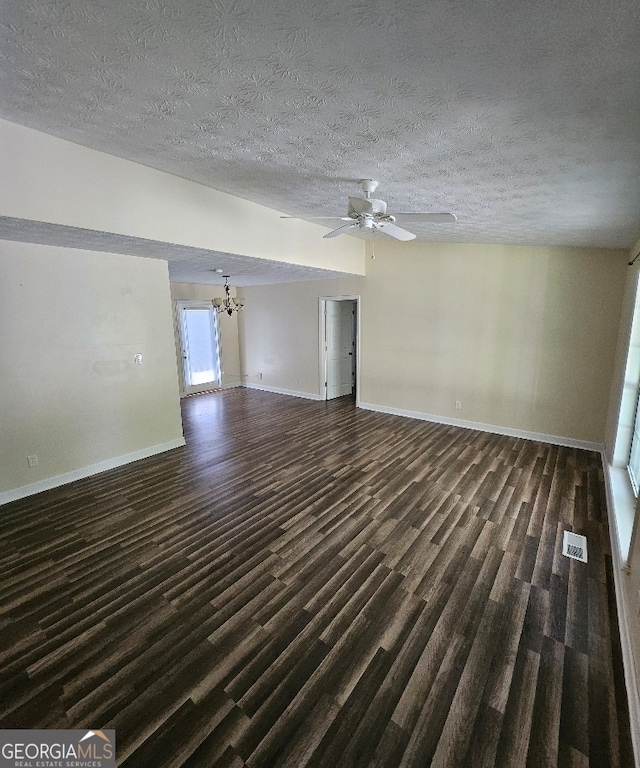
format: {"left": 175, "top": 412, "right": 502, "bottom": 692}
{"left": 1, "top": 0, "right": 640, "bottom": 267}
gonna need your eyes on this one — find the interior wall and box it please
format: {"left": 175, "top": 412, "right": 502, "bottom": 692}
{"left": 239, "top": 277, "right": 364, "bottom": 396}
{"left": 0, "top": 118, "right": 364, "bottom": 276}
{"left": 170, "top": 282, "right": 242, "bottom": 391}
{"left": 0, "top": 240, "right": 184, "bottom": 501}
{"left": 240, "top": 240, "right": 628, "bottom": 444}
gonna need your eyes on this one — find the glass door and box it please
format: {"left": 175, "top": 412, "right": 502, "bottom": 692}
{"left": 177, "top": 301, "right": 221, "bottom": 395}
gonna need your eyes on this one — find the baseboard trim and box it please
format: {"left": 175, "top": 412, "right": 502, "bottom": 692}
{"left": 0, "top": 437, "right": 186, "bottom": 506}
{"left": 243, "top": 383, "right": 322, "bottom": 401}
{"left": 357, "top": 401, "right": 604, "bottom": 452}
{"left": 602, "top": 455, "right": 640, "bottom": 767}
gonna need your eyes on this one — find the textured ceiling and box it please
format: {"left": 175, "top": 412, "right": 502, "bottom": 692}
{"left": 1, "top": 0, "right": 640, "bottom": 283}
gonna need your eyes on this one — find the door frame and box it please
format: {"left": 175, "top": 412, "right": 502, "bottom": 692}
{"left": 318, "top": 295, "right": 360, "bottom": 403}
{"left": 175, "top": 300, "right": 222, "bottom": 397}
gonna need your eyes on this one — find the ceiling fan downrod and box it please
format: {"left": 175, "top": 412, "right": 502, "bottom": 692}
{"left": 360, "top": 179, "right": 378, "bottom": 199}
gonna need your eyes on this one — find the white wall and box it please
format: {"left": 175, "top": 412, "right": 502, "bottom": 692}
{"left": 240, "top": 240, "right": 628, "bottom": 445}
{"left": 0, "top": 118, "right": 364, "bottom": 276}
{"left": 170, "top": 282, "right": 242, "bottom": 391}
{"left": 0, "top": 241, "right": 184, "bottom": 502}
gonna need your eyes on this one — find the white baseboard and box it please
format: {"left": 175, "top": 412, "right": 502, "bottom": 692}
{"left": 357, "top": 401, "right": 604, "bottom": 452}
{"left": 0, "top": 437, "right": 186, "bottom": 506}
{"left": 602, "top": 456, "right": 640, "bottom": 767}
{"left": 243, "top": 382, "right": 322, "bottom": 401}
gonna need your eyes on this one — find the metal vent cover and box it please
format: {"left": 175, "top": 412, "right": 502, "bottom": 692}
{"left": 562, "top": 531, "right": 588, "bottom": 563}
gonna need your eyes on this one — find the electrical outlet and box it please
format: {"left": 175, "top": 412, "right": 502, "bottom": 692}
{"left": 455, "top": 400, "right": 462, "bottom": 410}
{"left": 27, "top": 455, "right": 39, "bottom": 468}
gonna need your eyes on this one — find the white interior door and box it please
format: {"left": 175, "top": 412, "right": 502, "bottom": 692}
{"left": 178, "top": 302, "right": 221, "bottom": 395}
{"left": 325, "top": 300, "right": 355, "bottom": 399}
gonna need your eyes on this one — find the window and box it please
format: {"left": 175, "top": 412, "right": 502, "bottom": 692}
{"left": 629, "top": 393, "right": 640, "bottom": 495}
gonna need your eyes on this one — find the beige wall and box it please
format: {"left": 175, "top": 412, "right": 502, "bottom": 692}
{"left": 0, "top": 118, "right": 364, "bottom": 276}
{"left": 240, "top": 240, "right": 628, "bottom": 444}
{"left": 0, "top": 241, "right": 184, "bottom": 500}
{"left": 239, "top": 277, "right": 364, "bottom": 396}
{"left": 170, "top": 282, "right": 242, "bottom": 391}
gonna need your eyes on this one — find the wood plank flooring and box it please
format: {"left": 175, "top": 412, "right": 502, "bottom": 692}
{"left": 0, "top": 388, "right": 634, "bottom": 767}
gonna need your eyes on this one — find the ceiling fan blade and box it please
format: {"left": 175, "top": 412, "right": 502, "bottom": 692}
{"left": 280, "top": 215, "right": 343, "bottom": 220}
{"left": 393, "top": 213, "right": 457, "bottom": 223}
{"left": 323, "top": 222, "right": 358, "bottom": 239}
{"left": 376, "top": 222, "right": 416, "bottom": 241}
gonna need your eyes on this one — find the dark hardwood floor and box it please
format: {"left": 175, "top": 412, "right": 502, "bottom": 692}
{"left": 0, "top": 388, "right": 634, "bottom": 767}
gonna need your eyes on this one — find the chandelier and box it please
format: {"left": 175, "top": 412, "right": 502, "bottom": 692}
{"left": 213, "top": 275, "right": 244, "bottom": 316}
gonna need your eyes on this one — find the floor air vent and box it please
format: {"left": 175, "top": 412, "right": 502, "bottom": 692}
{"left": 562, "top": 531, "right": 588, "bottom": 563}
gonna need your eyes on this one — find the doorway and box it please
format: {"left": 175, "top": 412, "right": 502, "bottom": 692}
{"left": 177, "top": 301, "right": 222, "bottom": 395}
{"left": 320, "top": 297, "right": 359, "bottom": 401}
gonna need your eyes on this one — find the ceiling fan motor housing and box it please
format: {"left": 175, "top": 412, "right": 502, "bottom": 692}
{"left": 348, "top": 197, "right": 387, "bottom": 216}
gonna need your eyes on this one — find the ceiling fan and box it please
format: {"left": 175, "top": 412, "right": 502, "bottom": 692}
{"left": 282, "top": 180, "right": 456, "bottom": 241}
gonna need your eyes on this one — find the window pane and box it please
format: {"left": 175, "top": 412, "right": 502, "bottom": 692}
{"left": 629, "top": 392, "right": 640, "bottom": 494}
{"left": 184, "top": 309, "right": 217, "bottom": 386}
